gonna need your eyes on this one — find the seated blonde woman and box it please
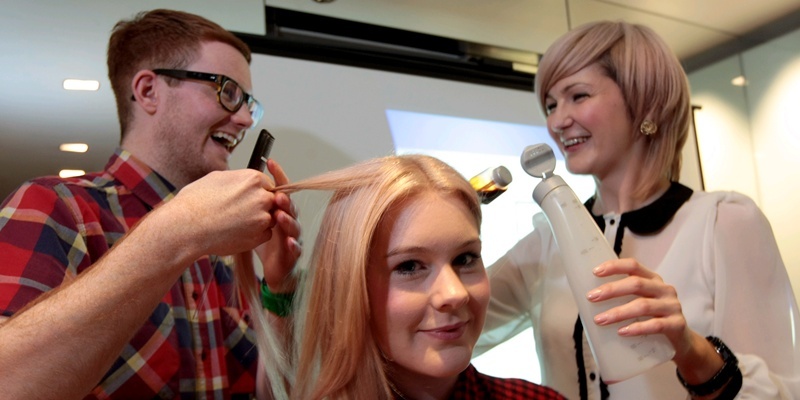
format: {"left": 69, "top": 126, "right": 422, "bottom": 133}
{"left": 237, "top": 154, "right": 565, "bottom": 400}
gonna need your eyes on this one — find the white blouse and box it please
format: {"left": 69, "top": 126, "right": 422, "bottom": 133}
{"left": 476, "top": 187, "right": 800, "bottom": 399}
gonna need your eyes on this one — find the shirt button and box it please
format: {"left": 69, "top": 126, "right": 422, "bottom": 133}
{"left": 609, "top": 219, "right": 615, "bottom": 225}
{"left": 589, "top": 372, "right": 597, "bottom": 381}
{"left": 201, "top": 350, "right": 207, "bottom": 360}
{"left": 192, "top": 291, "right": 199, "bottom": 300}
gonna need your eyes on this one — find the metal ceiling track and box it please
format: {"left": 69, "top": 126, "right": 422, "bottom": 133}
{"left": 234, "top": 6, "right": 537, "bottom": 91}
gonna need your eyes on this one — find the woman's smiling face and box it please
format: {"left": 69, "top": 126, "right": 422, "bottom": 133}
{"left": 545, "top": 62, "right": 645, "bottom": 181}
{"left": 367, "top": 191, "right": 488, "bottom": 387}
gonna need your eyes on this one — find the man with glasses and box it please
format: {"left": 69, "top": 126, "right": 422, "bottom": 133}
{"left": 0, "top": 9, "right": 300, "bottom": 399}
{"left": 150, "top": 69, "right": 264, "bottom": 130}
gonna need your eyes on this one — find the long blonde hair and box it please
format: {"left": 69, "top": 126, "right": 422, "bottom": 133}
{"left": 237, "top": 154, "right": 481, "bottom": 400}
{"left": 536, "top": 20, "right": 691, "bottom": 201}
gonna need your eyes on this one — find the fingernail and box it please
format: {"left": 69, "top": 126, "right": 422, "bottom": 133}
{"left": 592, "top": 266, "right": 604, "bottom": 275}
{"left": 594, "top": 314, "right": 608, "bottom": 325}
{"left": 618, "top": 325, "right": 630, "bottom": 335}
{"left": 586, "top": 289, "right": 601, "bottom": 300}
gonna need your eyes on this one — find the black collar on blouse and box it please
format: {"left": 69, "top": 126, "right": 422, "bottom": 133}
{"left": 584, "top": 181, "right": 693, "bottom": 256}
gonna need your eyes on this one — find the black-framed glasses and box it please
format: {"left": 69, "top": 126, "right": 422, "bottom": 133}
{"left": 153, "top": 69, "right": 263, "bottom": 128}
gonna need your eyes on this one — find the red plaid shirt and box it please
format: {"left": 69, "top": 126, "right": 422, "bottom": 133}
{"left": 446, "top": 364, "right": 566, "bottom": 400}
{"left": 0, "top": 149, "right": 257, "bottom": 399}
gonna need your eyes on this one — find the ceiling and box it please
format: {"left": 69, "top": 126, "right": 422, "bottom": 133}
{"left": 1, "top": 0, "right": 799, "bottom": 200}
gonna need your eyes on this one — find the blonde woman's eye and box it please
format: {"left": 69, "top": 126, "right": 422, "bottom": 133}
{"left": 454, "top": 252, "right": 481, "bottom": 268}
{"left": 394, "top": 260, "right": 423, "bottom": 276}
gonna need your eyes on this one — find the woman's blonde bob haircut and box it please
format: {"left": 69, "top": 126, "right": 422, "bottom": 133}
{"left": 536, "top": 20, "right": 692, "bottom": 200}
{"left": 238, "top": 154, "right": 481, "bottom": 400}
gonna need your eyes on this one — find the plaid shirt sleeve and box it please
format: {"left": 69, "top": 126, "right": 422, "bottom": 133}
{"left": 0, "top": 164, "right": 258, "bottom": 398}
{"left": 0, "top": 178, "right": 110, "bottom": 315}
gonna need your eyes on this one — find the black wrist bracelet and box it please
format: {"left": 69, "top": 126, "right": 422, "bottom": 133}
{"left": 260, "top": 279, "right": 294, "bottom": 317}
{"left": 714, "top": 364, "right": 743, "bottom": 400}
{"left": 677, "top": 336, "right": 740, "bottom": 397}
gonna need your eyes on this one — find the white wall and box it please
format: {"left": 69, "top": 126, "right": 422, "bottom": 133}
{"left": 744, "top": 29, "right": 800, "bottom": 294}
{"left": 233, "top": 53, "right": 546, "bottom": 273}
{"left": 688, "top": 27, "right": 800, "bottom": 295}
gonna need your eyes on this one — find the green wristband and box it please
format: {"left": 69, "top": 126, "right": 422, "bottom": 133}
{"left": 260, "top": 279, "right": 294, "bottom": 317}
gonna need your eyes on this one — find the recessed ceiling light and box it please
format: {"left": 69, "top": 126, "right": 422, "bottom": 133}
{"left": 731, "top": 76, "right": 747, "bottom": 86}
{"left": 59, "top": 143, "right": 89, "bottom": 153}
{"left": 63, "top": 79, "right": 100, "bottom": 91}
{"left": 59, "top": 169, "right": 86, "bottom": 178}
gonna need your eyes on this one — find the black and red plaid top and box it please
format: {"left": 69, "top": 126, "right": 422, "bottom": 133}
{"left": 0, "top": 149, "right": 257, "bottom": 399}
{"left": 440, "top": 364, "right": 565, "bottom": 399}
